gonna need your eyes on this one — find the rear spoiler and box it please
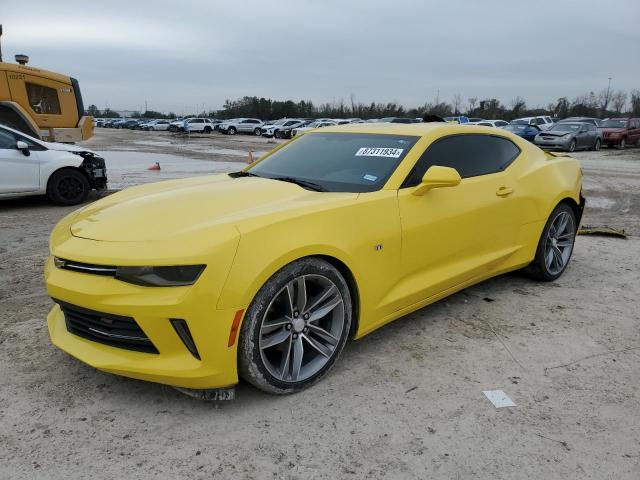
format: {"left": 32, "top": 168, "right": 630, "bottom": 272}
{"left": 545, "top": 151, "right": 571, "bottom": 160}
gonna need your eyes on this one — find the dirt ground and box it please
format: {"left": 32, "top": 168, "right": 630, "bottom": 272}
{"left": 1, "top": 129, "right": 639, "bottom": 479}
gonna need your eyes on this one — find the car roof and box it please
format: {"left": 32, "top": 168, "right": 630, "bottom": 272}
{"left": 312, "top": 121, "right": 516, "bottom": 138}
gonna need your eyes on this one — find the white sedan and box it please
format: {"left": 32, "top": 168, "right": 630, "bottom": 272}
{"left": 0, "top": 124, "right": 107, "bottom": 205}
{"left": 291, "top": 120, "right": 337, "bottom": 136}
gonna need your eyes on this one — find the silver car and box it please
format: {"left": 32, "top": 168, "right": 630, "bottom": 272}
{"left": 534, "top": 122, "right": 602, "bottom": 152}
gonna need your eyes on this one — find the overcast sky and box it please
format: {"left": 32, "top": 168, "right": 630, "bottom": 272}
{"left": 2, "top": 0, "right": 639, "bottom": 114}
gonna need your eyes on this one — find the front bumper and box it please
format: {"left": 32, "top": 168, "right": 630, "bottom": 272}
{"left": 45, "top": 255, "right": 244, "bottom": 389}
{"left": 534, "top": 137, "right": 572, "bottom": 150}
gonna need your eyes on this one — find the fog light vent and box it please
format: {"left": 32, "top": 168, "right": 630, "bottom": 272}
{"left": 170, "top": 319, "right": 201, "bottom": 360}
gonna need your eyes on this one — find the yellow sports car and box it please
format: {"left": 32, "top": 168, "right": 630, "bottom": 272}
{"left": 45, "top": 123, "right": 583, "bottom": 397}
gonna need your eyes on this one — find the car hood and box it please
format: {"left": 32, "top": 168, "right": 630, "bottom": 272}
{"left": 45, "top": 141, "right": 96, "bottom": 154}
{"left": 539, "top": 130, "right": 574, "bottom": 136}
{"left": 69, "top": 174, "right": 356, "bottom": 242}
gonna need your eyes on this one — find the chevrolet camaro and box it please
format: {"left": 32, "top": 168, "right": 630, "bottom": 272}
{"left": 45, "top": 123, "right": 584, "bottom": 397}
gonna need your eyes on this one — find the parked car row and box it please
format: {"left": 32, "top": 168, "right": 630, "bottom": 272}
{"left": 97, "top": 114, "right": 640, "bottom": 151}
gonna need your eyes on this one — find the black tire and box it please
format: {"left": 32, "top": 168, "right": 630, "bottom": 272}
{"left": 228, "top": 126, "right": 237, "bottom": 135}
{"left": 568, "top": 139, "right": 576, "bottom": 152}
{"left": 47, "top": 168, "right": 90, "bottom": 206}
{"left": 274, "top": 130, "right": 282, "bottom": 139}
{"left": 617, "top": 138, "right": 626, "bottom": 150}
{"left": 204, "top": 126, "right": 212, "bottom": 134}
{"left": 254, "top": 127, "right": 262, "bottom": 136}
{"left": 524, "top": 203, "right": 576, "bottom": 282}
{"left": 592, "top": 138, "right": 601, "bottom": 151}
{"left": 238, "top": 258, "right": 352, "bottom": 394}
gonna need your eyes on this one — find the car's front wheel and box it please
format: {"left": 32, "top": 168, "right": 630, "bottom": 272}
{"left": 254, "top": 127, "right": 262, "bottom": 136}
{"left": 47, "top": 168, "right": 90, "bottom": 205}
{"left": 592, "top": 138, "right": 601, "bottom": 151}
{"left": 525, "top": 203, "right": 576, "bottom": 281}
{"left": 568, "top": 139, "right": 576, "bottom": 152}
{"left": 618, "top": 138, "right": 626, "bottom": 149}
{"left": 238, "top": 258, "right": 352, "bottom": 394}
{"left": 228, "top": 126, "right": 237, "bottom": 135}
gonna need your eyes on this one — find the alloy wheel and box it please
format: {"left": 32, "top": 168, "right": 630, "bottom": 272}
{"left": 259, "top": 274, "right": 344, "bottom": 383}
{"left": 543, "top": 210, "right": 575, "bottom": 275}
{"left": 57, "top": 176, "right": 84, "bottom": 202}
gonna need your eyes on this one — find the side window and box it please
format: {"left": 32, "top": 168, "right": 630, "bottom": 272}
{"left": 403, "top": 134, "right": 521, "bottom": 187}
{"left": 535, "top": 118, "right": 545, "bottom": 125}
{"left": 26, "top": 83, "right": 61, "bottom": 114}
{"left": 0, "top": 129, "right": 16, "bottom": 149}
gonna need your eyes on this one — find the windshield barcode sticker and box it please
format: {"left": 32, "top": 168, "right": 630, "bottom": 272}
{"left": 355, "top": 147, "right": 404, "bottom": 158}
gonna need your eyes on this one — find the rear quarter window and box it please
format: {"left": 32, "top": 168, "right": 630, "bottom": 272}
{"left": 403, "top": 134, "right": 521, "bottom": 186}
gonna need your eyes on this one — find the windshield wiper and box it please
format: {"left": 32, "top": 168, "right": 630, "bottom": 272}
{"left": 268, "top": 176, "right": 327, "bottom": 192}
{"left": 229, "top": 171, "right": 261, "bottom": 178}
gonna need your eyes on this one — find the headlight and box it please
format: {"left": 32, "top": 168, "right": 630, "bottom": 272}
{"left": 116, "top": 265, "right": 206, "bottom": 287}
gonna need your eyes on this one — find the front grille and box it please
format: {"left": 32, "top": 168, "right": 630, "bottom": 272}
{"left": 55, "top": 258, "right": 116, "bottom": 277}
{"left": 54, "top": 299, "right": 158, "bottom": 354}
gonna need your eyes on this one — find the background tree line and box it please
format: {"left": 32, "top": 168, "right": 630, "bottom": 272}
{"left": 86, "top": 88, "right": 640, "bottom": 120}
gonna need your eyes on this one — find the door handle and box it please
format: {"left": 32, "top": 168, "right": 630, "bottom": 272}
{"left": 496, "top": 186, "right": 514, "bottom": 197}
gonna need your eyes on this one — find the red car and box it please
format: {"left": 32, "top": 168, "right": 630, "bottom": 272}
{"left": 600, "top": 118, "right": 640, "bottom": 149}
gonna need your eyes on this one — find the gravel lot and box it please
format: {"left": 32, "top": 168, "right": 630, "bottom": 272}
{"left": 1, "top": 129, "right": 639, "bottom": 479}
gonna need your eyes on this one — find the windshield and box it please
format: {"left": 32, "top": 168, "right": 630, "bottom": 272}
{"left": 504, "top": 125, "right": 527, "bottom": 132}
{"left": 248, "top": 132, "right": 419, "bottom": 193}
{"left": 510, "top": 120, "right": 528, "bottom": 125}
{"left": 550, "top": 123, "right": 581, "bottom": 131}
{"left": 601, "top": 119, "right": 628, "bottom": 128}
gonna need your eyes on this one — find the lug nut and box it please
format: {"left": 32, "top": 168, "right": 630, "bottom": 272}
{"left": 293, "top": 311, "right": 299, "bottom": 318}
{"left": 286, "top": 324, "right": 292, "bottom": 330}
{"left": 303, "top": 327, "right": 309, "bottom": 334}
{"left": 293, "top": 333, "right": 298, "bottom": 339}
{"left": 303, "top": 313, "right": 309, "bottom": 320}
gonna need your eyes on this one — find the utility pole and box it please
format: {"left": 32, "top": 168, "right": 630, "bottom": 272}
{"left": 0, "top": 25, "right": 3, "bottom": 62}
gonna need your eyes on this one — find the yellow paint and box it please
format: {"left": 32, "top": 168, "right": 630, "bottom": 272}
{"left": 0, "top": 61, "right": 92, "bottom": 140}
{"left": 45, "top": 123, "right": 582, "bottom": 389}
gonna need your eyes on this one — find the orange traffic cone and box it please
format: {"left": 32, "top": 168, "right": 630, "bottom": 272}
{"left": 247, "top": 149, "right": 254, "bottom": 164}
{"left": 148, "top": 162, "right": 161, "bottom": 171}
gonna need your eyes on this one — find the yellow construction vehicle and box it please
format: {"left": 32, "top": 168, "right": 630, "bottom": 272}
{"left": 0, "top": 25, "right": 93, "bottom": 142}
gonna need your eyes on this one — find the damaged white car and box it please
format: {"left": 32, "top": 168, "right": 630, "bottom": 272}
{"left": 0, "top": 123, "right": 107, "bottom": 205}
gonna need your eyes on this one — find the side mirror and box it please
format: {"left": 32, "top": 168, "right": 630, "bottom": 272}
{"left": 16, "top": 140, "right": 30, "bottom": 156}
{"left": 412, "top": 166, "right": 461, "bottom": 196}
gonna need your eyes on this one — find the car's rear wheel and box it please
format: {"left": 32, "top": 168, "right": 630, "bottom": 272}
{"left": 525, "top": 203, "right": 576, "bottom": 281}
{"left": 47, "top": 168, "right": 90, "bottom": 206}
{"left": 568, "top": 139, "right": 576, "bottom": 152}
{"left": 238, "top": 258, "right": 352, "bottom": 394}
